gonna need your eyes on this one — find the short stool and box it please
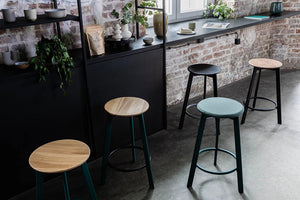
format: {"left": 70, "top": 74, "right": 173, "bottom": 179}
{"left": 178, "top": 64, "right": 221, "bottom": 129}
{"left": 29, "top": 139, "right": 98, "bottom": 200}
{"left": 187, "top": 97, "right": 244, "bottom": 193}
{"left": 100, "top": 97, "right": 154, "bottom": 189}
{"left": 241, "top": 58, "right": 282, "bottom": 124}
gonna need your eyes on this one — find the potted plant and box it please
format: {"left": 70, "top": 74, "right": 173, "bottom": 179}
{"left": 111, "top": 3, "right": 133, "bottom": 40}
{"left": 30, "top": 35, "right": 74, "bottom": 94}
{"left": 203, "top": 0, "right": 235, "bottom": 20}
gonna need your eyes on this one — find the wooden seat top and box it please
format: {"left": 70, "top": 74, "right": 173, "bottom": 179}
{"left": 104, "top": 97, "right": 149, "bottom": 117}
{"left": 249, "top": 58, "right": 282, "bottom": 69}
{"left": 29, "top": 139, "right": 90, "bottom": 173}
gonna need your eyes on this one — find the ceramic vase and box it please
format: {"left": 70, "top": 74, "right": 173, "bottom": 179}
{"left": 2, "top": 51, "right": 19, "bottom": 66}
{"left": 121, "top": 24, "right": 132, "bottom": 40}
{"left": 24, "top": 9, "right": 37, "bottom": 21}
{"left": 112, "top": 24, "right": 122, "bottom": 41}
{"left": 270, "top": 2, "right": 283, "bottom": 16}
{"left": 153, "top": 13, "right": 168, "bottom": 37}
{"left": 2, "top": 8, "right": 16, "bottom": 23}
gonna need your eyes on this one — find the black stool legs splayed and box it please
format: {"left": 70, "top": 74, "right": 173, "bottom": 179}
{"left": 187, "top": 97, "right": 244, "bottom": 193}
{"left": 100, "top": 97, "right": 154, "bottom": 189}
{"left": 179, "top": 64, "right": 221, "bottom": 129}
{"left": 241, "top": 58, "right": 282, "bottom": 124}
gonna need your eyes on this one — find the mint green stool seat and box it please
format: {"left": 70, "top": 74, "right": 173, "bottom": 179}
{"left": 187, "top": 97, "right": 244, "bottom": 193}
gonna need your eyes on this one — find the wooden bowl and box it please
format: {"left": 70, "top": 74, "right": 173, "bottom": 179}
{"left": 15, "top": 61, "right": 30, "bottom": 69}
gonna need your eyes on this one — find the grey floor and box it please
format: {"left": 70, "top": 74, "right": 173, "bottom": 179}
{"left": 12, "top": 69, "right": 300, "bottom": 200}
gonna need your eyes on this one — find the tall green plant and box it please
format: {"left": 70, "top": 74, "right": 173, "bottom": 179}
{"left": 111, "top": 3, "right": 133, "bottom": 25}
{"left": 134, "top": 0, "right": 157, "bottom": 28}
{"left": 204, "top": 0, "right": 235, "bottom": 20}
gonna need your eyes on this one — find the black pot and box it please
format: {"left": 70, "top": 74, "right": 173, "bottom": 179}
{"left": 270, "top": 2, "right": 283, "bottom": 16}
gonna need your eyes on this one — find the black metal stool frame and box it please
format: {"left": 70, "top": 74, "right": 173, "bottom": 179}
{"left": 179, "top": 73, "right": 218, "bottom": 129}
{"left": 241, "top": 67, "right": 282, "bottom": 124}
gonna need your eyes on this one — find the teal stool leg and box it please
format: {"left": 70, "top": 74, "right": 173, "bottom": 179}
{"left": 62, "top": 172, "right": 71, "bottom": 200}
{"left": 130, "top": 116, "right": 136, "bottom": 162}
{"left": 101, "top": 114, "right": 113, "bottom": 185}
{"left": 81, "top": 162, "right": 98, "bottom": 200}
{"left": 214, "top": 117, "right": 220, "bottom": 166}
{"left": 187, "top": 115, "right": 207, "bottom": 187}
{"left": 233, "top": 117, "right": 243, "bottom": 193}
{"left": 139, "top": 114, "right": 154, "bottom": 189}
{"left": 35, "top": 171, "right": 44, "bottom": 200}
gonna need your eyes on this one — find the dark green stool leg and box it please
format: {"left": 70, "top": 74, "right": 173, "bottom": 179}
{"left": 81, "top": 162, "right": 98, "bottom": 200}
{"left": 214, "top": 117, "right": 220, "bottom": 166}
{"left": 62, "top": 172, "right": 71, "bottom": 200}
{"left": 139, "top": 114, "right": 154, "bottom": 189}
{"left": 179, "top": 73, "right": 193, "bottom": 129}
{"left": 275, "top": 68, "right": 282, "bottom": 124}
{"left": 252, "top": 69, "right": 262, "bottom": 110}
{"left": 187, "top": 115, "right": 207, "bottom": 187}
{"left": 35, "top": 171, "right": 44, "bottom": 200}
{"left": 233, "top": 117, "right": 243, "bottom": 193}
{"left": 130, "top": 116, "right": 136, "bottom": 162}
{"left": 101, "top": 114, "right": 113, "bottom": 185}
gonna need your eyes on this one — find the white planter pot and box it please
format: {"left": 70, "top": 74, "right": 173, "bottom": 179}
{"left": 121, "top": 24, "right": 132, "bottom": 40}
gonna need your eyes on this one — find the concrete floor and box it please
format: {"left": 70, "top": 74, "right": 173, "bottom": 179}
{"left": 12, "top": 69, "right": 300, "bottom": 200}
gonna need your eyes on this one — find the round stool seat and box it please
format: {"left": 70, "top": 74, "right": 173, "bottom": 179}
{"left": 29, "top": 139, "right": 90, "bottom": 173}
{"left": 104, "top": 97, "right": 149, "bottom": 117}
{"left": 249, "top": 58, "right": 282, "bottom": 69}
{"left": 188, "top": 64, "right": 221, "bottom": 76}
{"left": 197, "top": 97, "right": 244, "bottom": 118}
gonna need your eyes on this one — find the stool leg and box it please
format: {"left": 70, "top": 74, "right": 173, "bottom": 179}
{"left": 187, "top": 115, "right": 207, "bottom": 187}
{"left": 233, "top": 117, "right": 243, "bottom": 193}
{"left": 35, "top": 171, "right": 44, "bottom": 200}
{"left": 62, "top": 172, "right": 71, "bottom": 200}
{"left": 203, "top": 75, "right": 207, "bottom": 99}
{"left": 130, "top": 116, "right": 136, "bottom": 162}
{"left": 212, "top": 74, "right": 218, "bottom": 97}
{"left": 241, "top": 67, "right": 258, "bottom": 124}
{"left": 275, "top": 68, "right": 282, "bottom": 124}
{"left": 81, "top": 162, "right": 98, "bottom": 200}
{"left": 252, "top": 69, "right": 262, "bottom": 110}
{"left": 214, "top": 117, "right": 220, "bottom": 166}
{"left": 179, "top": 73, "right": 193, "bottom": 129}
{"left": 101, "top": 115, "right": 113, "bottom": 185}
{"left": 139, "top": 114, "right": 154, "bottom": 189}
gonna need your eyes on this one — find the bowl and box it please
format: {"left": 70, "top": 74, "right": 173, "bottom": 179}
{"left": 15, "top": 61, "right": 30, "bottom": 69}
{"left": 45, "top": 9, "right": 66, "bottom": 18}
{"left": 143, "top": 37, "right": 153, "bottom": 45}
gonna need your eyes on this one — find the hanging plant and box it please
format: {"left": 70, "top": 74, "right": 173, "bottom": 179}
{"left": 30, "top": 35, "right": 74, "bottom": 94}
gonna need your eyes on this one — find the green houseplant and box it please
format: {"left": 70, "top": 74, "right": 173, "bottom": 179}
{"left": 203, "top": 0, "right": 235, "bottom": 20}
{"left": 133, "top": 0, "right": 156, "bottom": 28}
{"left": 111, "top": 2, "right": 133, "bottom": 25}
{"left": 30, "top": 35, "right": 74, "bottom": 94}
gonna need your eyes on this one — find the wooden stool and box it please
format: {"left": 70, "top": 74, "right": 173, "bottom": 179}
{"left": 178, "top": 64, "right": 221, "bottom": 129}
{"left": 241, "top": 58, "right": 282, "bottom": 124}
{"left": 187, "top": 97, "right": 244, "bottom": 193}
{"left": 29, "top": 139, "right": 98, "bottom": 200}
{"left": 100, "top": 97, "right": 154, "bottom": 189}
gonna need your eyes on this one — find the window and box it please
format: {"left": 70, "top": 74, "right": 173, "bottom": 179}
{"left": 156, "top": 0, "right": 213, "bottom": 23}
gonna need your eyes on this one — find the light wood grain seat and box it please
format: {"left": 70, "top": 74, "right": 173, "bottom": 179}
{"left": 249, "top": 58, "right": 282, "bottom": 69}
{"left": 29, "top": 139, "right": 98, "bottom": 200}
{"left": 104, "top": 97, "right": 149, "bottom": 117}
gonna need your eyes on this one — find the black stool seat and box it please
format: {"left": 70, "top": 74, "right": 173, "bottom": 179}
{"left": 188, "top": 64, "right": 221, "bottom": 75}
{"left": 179, "top": 64, "right": 221, "bottom": 129}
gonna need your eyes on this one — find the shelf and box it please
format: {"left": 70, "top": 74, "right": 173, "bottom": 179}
{"left": 0, "top": 14, "right": 79, "bottom": 30}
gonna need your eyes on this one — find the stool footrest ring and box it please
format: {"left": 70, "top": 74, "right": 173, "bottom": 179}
{"left": 196, "top": 147, "right": 237, "bottom": 175}
{"left": 186, "top": 103, "right": 201, "bottom": 119}
{"left": 108, "top": 145, "right": 148, "bottom": 172}
{"left": 244, "top": 96, "right": 277, "bottom": 111}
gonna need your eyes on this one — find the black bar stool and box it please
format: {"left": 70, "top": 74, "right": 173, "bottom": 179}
{"left": 241, "top": 58, "right": 282, "bottom": 124}
{"left": 178, "top": 64, "right": 221, "bottom": 129}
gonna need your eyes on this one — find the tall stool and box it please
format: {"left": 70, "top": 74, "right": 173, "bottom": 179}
{"left": 29, "top": 139, "right": 98, "bottom": 200}
{"left": 178, "top": 64, "right": 221, "bottom": 129}
{"left": 187, "top": 97, "right": 244, "bottom": 193}
{"left": 241, "top": 58, "right": 282, "bottom": 124}
{"left": 100, "top": 97, "right": 154, "bottom": 189}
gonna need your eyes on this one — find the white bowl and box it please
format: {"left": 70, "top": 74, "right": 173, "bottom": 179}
{"left": 45, "top": 9, "right": 66, "bottom": 18}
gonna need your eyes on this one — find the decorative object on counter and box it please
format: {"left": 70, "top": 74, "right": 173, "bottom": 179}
{"left": 143, "top": 37, "right": 153, "bottom": 45}
{"left": 203, "top": 0, "right": 235, "bottom": 20}
{"left": 24, "top": 8, "right": 37, "bottom": 21}
{"left": 270, "top": 2, "right": 283, "bottom": 16}
{"left": 111, "top": 3, "right": 133, "bottom": 40}
{"left": 112, "top": 23, "right": 122, "bottom": 41}
{"left": 2, "top": 8, "right": 16, "bottom": 23}
{"left": 15, "top": 61, "right": 30, "bottom": 70}
{"left": 153, "top": 12, "right": 168, "bottom": 38}
{"left": 121, "top": 24, "right": 132, "bottom": 40}
{"left": 188, "top": 22, "right": 196, "bottom": 31}
{"left": 202, "top": 22, "right": 230, "bottom": 29}
{"left": 25, "top": 43, "right": 37, "bottom": 59}
{"left": 45, "top": 9, "right": 66, "bottom": 18}
{"left": 2, "top": 51, "right": 16, "bottom": 66}
{"left": 177, "top": 28, "right": 195, "bottom": 35}
{"left": 105, "top": 36, "right": 135, "bottom": 53}
{"left": 84, "top": 24, "right": 105, "bottom": 56}
{"left": 30, "top": 36, "right": 74, "bottom": 94}
{"left": 243, "top": 15, "right": 270, "bottom": 20}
